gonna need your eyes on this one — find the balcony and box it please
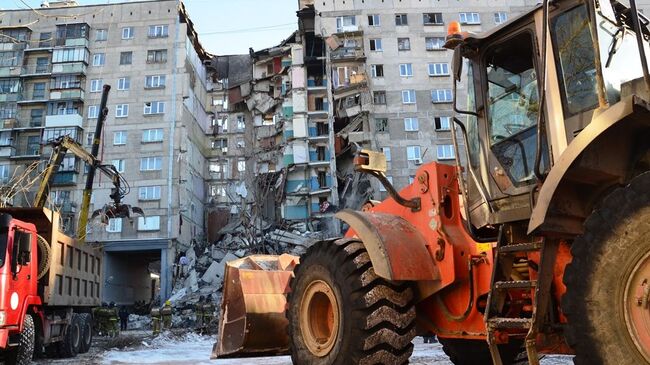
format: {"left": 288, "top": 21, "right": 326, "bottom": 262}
{"left": 0, "top": 93, "right": 22, "bottom": 103}
{"left": 0, "top": 117, "right": 17, "bottom": 130}
{"left": 53, "top": 200, "right": 77, "bottom": 214}
{"left": 45, "top": 113, "right": 83, "bottom": 128}
{"left": 52, "top": 62, "right": 86, "bottom": 75}
{"left": 49, "top": 88, "right": 84, "bottom": 101}
{"left": 21, "top": 64, "right": 52, "bottom": 77}
{"left": 54, "top": 37, "right": 89, "bottom": 49}
{"left": 51, "top": 171, "right": 78, "bottom": 186}
{"left": 18, "top": 90, "right": 48, "bottom": 104}
{"left": 11, "top": 143, "right": 40, "bottom": 159}
{"left": 0, "top": 65, "right": 22, "bottom": 78}
{"left": 330, "top": 47, "right": 365, "bottom": 63}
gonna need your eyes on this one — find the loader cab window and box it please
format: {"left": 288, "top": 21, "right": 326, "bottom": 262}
{"left": 551, "top": 5, "right": 599, "bottom": 116}
{"left": 485, "top": 31, "right": 541, "bottom": 184}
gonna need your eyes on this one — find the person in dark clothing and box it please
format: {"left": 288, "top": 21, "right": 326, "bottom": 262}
{"left": 118, "top": 306, "right": 129, "bottom": 331}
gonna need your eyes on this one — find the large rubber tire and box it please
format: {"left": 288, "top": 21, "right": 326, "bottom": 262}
{"left": 36, "top": 234, "right": 50, "bottom": 280}
{"left": 5, "top": 314, "right": 35, "bottom": 365}
{"left": 288, "top": 238, "right": 416, "bottom": 365}
{"left": 78, "top": 313, "right": 93, "bottom": 354}
{"left": 57, "top": 313, "right": 82, "bottom": 358}
{"left": 562, "top": 172, "right": 650, "bottom": 365}
{"left": 438, "top": 337, "right": 522, "bottom": 365}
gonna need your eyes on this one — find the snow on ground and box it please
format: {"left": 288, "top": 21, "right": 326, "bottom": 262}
{"left": 32, "top": 331, "right": 574, "bottom": 364}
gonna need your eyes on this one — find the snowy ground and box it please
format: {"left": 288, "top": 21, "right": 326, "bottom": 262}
{"left": 32, "top": 331, "right": 574, "bottom": 364}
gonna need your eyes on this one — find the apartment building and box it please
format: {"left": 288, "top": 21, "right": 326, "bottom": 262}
{"left": 0, "top": 0, "right": 215, "bottom": 303}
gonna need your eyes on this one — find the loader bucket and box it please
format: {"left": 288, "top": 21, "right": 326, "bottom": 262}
{"left": 212, "top": 253, "right": 299, "bottom": 359}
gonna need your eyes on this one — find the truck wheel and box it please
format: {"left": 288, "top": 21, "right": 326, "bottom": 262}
{"left": 36, "top": 234, "right": 50, "bottom": 280}
{"left": 438, "top": 337, "right": 522, "bottom": 365}
{"left": 78, "top": 313, "right": 93, "bottom": 354}
{"left": 563, "top": 171, "right": 650, "bottom": 365}
{"left": 58, "top": 313, "right": 82, "bottom": 358}
{"left": 5, "top": 314, "right": 35, "bottom": 365}
{"left": 288, "top": 238, "right": 416, "bottom": 365}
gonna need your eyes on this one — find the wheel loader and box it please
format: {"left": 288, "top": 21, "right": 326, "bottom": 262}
{"left": 214, "top": 0, "right": 650, "bottom": 364}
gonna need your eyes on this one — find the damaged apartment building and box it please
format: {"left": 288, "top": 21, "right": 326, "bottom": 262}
{"left": 0, "top": 0, "right": 216, "bottom": 304}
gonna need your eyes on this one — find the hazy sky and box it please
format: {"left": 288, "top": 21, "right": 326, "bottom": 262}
{"left": 17, "top": 0, "right": 299, "bottom": 55}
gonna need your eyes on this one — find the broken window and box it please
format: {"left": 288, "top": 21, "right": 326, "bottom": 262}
{"left": 368, "top": 14, "right": 380, "bottom": 26}
{"left": 144, "top": 101, "right": 165, "bottom": 114}
{"left": 373, "top": 91, "right": 386, "bottom": 105}
{"left": 318, "top": 171, "right": 327, "bottom": 188}
{"left": 397, "top": 38, "right": 411, "bottom": 51}
{"left": 369, "top": 39, "right": 382, "bottom": 51}
{"left": 336, "top": 16, "right": 357, "bottom": 32}
{"left": 316, "top": 146, "right": 326, "bottom": 161}
{"left": 435, "top": 116, "right": 451, "bottom": 131}
{"left": 106, "top": 218, "right": 122, "bottom": 233}
{"left": 147, "top": 49, "right": 167, "bottom": 64}
{"left": 316, "top": 122, "right": 328, "bottom": 136}
{"left": 371, "top": 64, "right": 384, "bottom": 78}
{"left": 423, "top": 13, "right": 444, "bottom": 25}
{"left": 236, "top": 137, "right": 245, "bottom": 148}
{"left": 375, "top": 118, "right": 388, "bottom": 132}
{"left": 381, "top": 147, "right": 391, "bottom": 161}
{"left": 426, "top": 37, "right": 446, "bottom": 51}
{"left": 236, "top": 115, "right": 246, "bottom": 130}
{"left": 237, "top": 158, "right": 246, "bottom": 172}
{"left": 395, "top": 14, "right": 408, "bottom": 26}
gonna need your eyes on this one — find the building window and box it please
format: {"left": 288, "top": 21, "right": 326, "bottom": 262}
{"left": 52, "top": 48, "right": 88, "bottom": 63}
{"left": 33, "top": 83, "right": 46, "bottom": 99}
{"left": 423, "top": 13, "right": 444, "bottom": 25}
{"left": 140, "top": 157, "right": 162, "bottom": 171}
{"left": 95, "top": 29, "right": 107, "bottom": 41}
{"left": 117, "top": 77, "right": 130, "bottom": 91}
{"left": 138, "top": 216, "right": 160, "bottom": 231}
{"left": 368, "top": 14, "right": 380, "bottom": 26}
{"left": 142, "top": 129, "right": 164, "bottom": 142}
{"left": 31, "top": 109, "right": 43, "bottom": 127}
{"left": 431, "top": 89, "right": 453, "bottom": 103}
{"left": 369, "top": 39, "right": 382, "bottom": 51}
{"left": 375, "top": 118, "right": 388, "bottom": 132}
{"left": 111, "top": 159, "right": 125, "bottom": 173}
{"left": 87, "top": 105, "right": 98, "bottom": 119}
{"left": 435, "top": 116, "right": 451, "bottom": 131}
{"left": 397, "top": 38, "right": 411, "bottom": 51}
{"left": 115, "top": 104, "right": 129, "bottom": 118}
{"left": 144, "top": 101, "right": 165, "bottom": 115}
{"left": 237, "top": 158, "right": 246, "bottom": 172}
{"left": 370, "top": 64, "right": 384, "bottom": 78}
{"left": 85, "top": 132, "right": 93, "bottom": 146}
{"left": 428, "top": 63, "right": 450, "bottom": 76}
{"left": 138, "top": 186, "right": 161, "bottom": 201}
{"left": 395, "top": 14, "right": 408, "bottom": 26}
{"left": 119, "top": 51, "right": 132, "bottom": 65}
{"left": 146, "top": 49, "right": 167, "bottom": 64}
{"left": 460, "top": 12, "right": 481, "bottom": 25}
{"left": 373, "top": 91, "right": 386, "bottom": 105}
{"left": 494, "top": 12, "right": 508, "bottom": 25}
{"left": 379, "top": 176, "right": 393, "bottom": 192}
{"left": 336, "top": 16, "right": 356, "bottom": 32}
{"left": 0, "top": 51, "right": 19, "bottom": 67}
{"left": 404, "top": 117, "right": 419, "bottom": 131}
{"left": 425, "top": 37, "right": 446, "bottom": 51}
{"left": 407, "top": 146, "right": 422, "bottom": 161}
{"left": 113, "top": 131, "right": 127, "bottom": 145}
{"left": 122, "top": 27, "right": 134, "bottom": 39}
{"left": 381, "top": 147, "right": 391, "bottom": 161}
{"left": 106, "top": 218, "right": 122, "bottom": 233}
{"left": 92, "top": 53, "right": 105, "bottom": 66}
{"left": 145, "top": 75, "right": 166, "bottom": 88}
{"left": 148, "top": 25, "right": 169, "bottom": 38}
{"left": 399, "top": 63, "right": 413, "bottom": 77}
{"left": 401, "top": 90, "right": 416, "bottom": 104}
{"left": 437, "top": 144, "right": 456, "bottom": 160}
{"left": 90, "top": 79, "right": 103, "bottom": 92}
{"left": 236, "top": 115, "right": 246, "bottom": 130}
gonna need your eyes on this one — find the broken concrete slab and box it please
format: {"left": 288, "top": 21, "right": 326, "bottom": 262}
{"left": 201, "top": 260, "right": 221, "bottom": 284}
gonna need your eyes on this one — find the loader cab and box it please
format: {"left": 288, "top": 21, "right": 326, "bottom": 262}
{"left": 452, "top": 0, "right": 649, "bottom": 231}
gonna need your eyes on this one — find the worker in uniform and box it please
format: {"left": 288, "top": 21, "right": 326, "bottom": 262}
{"left": 161, "top": 300, "right": 173, "bottom": 330}
{"left": 151, "top": 307, "right": 162, "bottom": 336}
{"left": 201, "top": 298, "right": 215, "bottom": 334}
{"left": 195, "top": 296, "right": 205, "bottom": 333}
{"left": 108, "top": 302, "right": 119, "bottom": 337}
{"left": 118, "top": 305, "right": 129, "bottom": 331}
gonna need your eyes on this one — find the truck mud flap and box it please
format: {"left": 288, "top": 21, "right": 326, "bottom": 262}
{"left": 212, "top": 254, "right": 299, "bottom": 359}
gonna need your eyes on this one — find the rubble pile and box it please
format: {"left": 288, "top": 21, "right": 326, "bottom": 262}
{"left": 167, "top": 219, "right": 322, "bottom": 317}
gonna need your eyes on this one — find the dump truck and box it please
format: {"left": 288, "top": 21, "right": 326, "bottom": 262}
{"left": 0, "top": 85, "right": 141, "bottom": 364}
{"left": 215, "top": 0, "right": 650, "bottom": 364}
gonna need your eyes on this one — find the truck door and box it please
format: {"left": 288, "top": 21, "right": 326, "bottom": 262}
{"left": 7, "top": 227, "right": 35, "bottom": 315}
{"left": 483, "top": 30, "right": 547, "bottom": 193}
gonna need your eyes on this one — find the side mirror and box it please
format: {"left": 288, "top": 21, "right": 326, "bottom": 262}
{"left": 453, "top": 46, "right": 463, "bottom": 82}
